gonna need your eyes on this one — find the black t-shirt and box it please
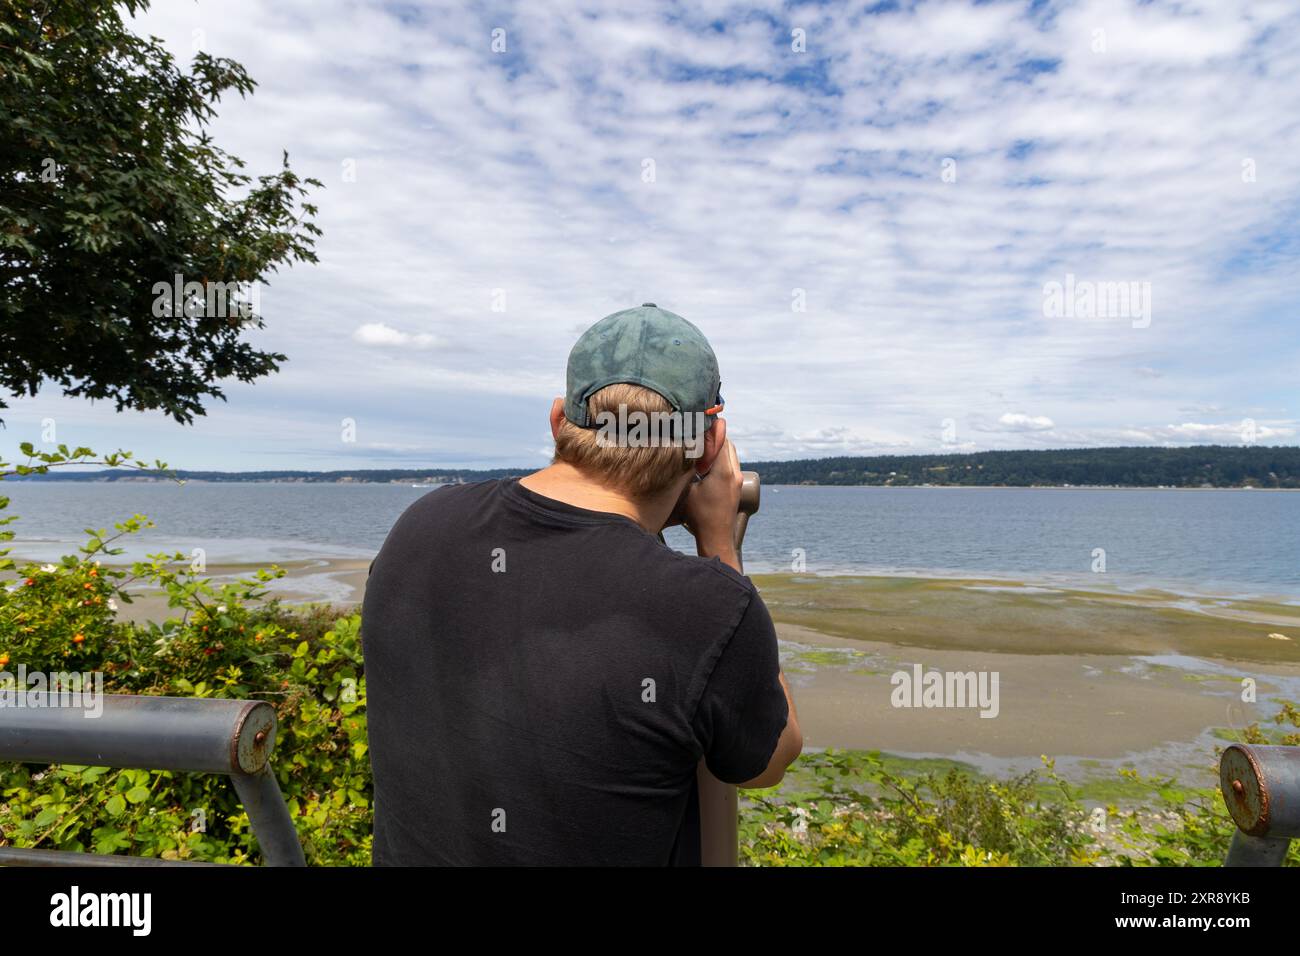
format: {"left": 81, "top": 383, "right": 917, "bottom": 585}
{"left": 360, "top": 477, "right": 788, "bottom": 866}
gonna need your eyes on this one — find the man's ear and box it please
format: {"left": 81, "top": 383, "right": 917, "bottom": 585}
{"left": 549, "top": 397, "right": 566, "bottom": 439}
{"left": 695, "top": 416, "right": 727, "bottom": 476}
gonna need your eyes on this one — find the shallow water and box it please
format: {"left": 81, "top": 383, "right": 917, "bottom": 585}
{"left": 5, "top": 481, "right": 1299, "bottom": 599}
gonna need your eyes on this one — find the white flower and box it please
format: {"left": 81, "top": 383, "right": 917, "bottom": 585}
{"left": 108, "top": 599, "right": 118, "bottom": 612}
{"left": 216, "top": 605, "right": 227, "bottom": 613}
{"left": 40, "top": 564, "right": 57, "bottom": 573}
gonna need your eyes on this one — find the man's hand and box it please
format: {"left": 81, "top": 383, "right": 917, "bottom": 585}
{"left": 683, "top": 433, "right": 743, "bottom": 571}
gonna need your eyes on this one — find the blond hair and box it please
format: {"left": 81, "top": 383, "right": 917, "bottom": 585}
{"left": 553, "top": 383, "right": 696, "bottom": 497}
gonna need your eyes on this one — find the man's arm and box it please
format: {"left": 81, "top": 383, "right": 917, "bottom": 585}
{"left": 735, "top": 671, "right": 801, "bottom": 789}
{"left": 694, "top": 530, "right": 802, "bottom": 788}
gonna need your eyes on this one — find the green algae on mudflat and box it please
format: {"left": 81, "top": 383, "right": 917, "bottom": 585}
{"left": 752, "top": 573, "right": 1300, "bottom": 664}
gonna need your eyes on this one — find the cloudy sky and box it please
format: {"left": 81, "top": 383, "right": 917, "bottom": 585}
{"left": 7, "top": 0, "right": 1299, "bottom": 470}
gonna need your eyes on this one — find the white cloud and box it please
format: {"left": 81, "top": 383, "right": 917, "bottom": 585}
{"left": 352, "top": 323, "right": 439, "bottom": 350}
{"left": 970, "top": 412, "right": 1057, "bottom": 433}
{"left": 1152, "top": 421, "right": 1295, "bottom": 443}
{"left": 998, "top": 413, "right": 1057, "bottom": 432}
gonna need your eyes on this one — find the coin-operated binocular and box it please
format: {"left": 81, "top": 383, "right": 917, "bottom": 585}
{"left": 697, "top": 470, "right": 760, "bottom": 866}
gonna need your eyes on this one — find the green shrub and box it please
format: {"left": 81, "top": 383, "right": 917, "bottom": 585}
{"left": 0, "top": 446, "right": 370, "bottom": 863}
{"left": 740, "top": 749, "right": 1300, "bottom": 867}
{"left": 0, "top": 537, "right": 370, "bottom": 862}
{"left": 740, "top": 750, "right": 1094, "bottom": 866}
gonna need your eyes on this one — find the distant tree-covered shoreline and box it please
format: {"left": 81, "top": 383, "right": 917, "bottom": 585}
{"left": 8, "top": 445, "right": 1300, "bottom": 489}
{"left": 747, "top": 445, "right": 1300, "bottom": 488}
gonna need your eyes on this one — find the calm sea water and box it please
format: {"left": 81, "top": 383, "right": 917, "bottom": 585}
{"left": 4, "top": 482, "right": 1299, "bottom": 600}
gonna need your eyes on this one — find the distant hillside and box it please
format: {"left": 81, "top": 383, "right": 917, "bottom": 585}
{"left": 745, "top": 445, "right": 1300, "bottom": 488}
{"left": 14, "top": 467, "right": 530, "bottom": 484}
{"left": 11, "top": 445, "right": 1300, "bottom": 488}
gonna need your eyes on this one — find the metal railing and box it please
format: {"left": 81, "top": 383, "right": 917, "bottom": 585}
{"left": 0, "top": 694, "right": 305, "bottom": 866}
{"left": 1220, "top": 743, "right": 1300, "bottom": 866}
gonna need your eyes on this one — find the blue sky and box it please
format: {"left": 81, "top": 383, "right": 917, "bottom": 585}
{"left": 5, "top": 0, "right": 1299, "bottom": 470}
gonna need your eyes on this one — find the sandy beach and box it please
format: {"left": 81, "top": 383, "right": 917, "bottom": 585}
{"left": 102, "top": 557, "right": 374, "bottom": 626}
{"left": 757, "top": 574, "right": 1300, "bottom": 782}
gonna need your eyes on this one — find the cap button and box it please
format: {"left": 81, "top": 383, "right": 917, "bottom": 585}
{"left": 642, "top": 302, "right": 656, "bottom": 307}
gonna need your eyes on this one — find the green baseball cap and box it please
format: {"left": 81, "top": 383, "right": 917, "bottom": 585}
{"left": 564, "top": 303, "right": 724, "bottom": 428}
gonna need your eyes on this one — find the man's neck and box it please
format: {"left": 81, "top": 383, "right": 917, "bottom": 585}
{"left": 518, "top": 462, "right": 683, "bottom": 533}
